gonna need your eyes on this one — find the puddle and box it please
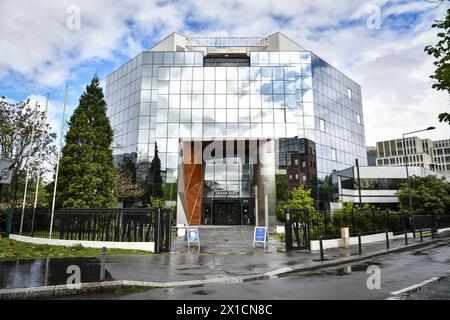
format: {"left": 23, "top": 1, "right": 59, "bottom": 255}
{"left": 192, "top": 290, "right": 209, "bottom": 295}
{"left": 329, "top": 261, "right": 383, "bottom": 276}
{"left": 0, "top": 257, "right": 112, "bottom": 289}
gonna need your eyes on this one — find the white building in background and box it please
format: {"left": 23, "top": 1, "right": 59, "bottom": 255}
{"left": 331, "top": 166, "right": 449, "bottom": 210}
{"left": 375, "top": 137, "right": 450, "bottom": 176}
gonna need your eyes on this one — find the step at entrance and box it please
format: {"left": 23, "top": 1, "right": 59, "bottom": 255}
{"left": 171, "top": 225, "right": 284, "bottom": 253}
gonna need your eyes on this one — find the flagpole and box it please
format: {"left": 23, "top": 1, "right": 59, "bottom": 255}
{"left": 30, "top": 94, "right": 49, "bottom": 236}
{"left": 49, "top": 85, "right": 68, "bottom": 239}
{"left": 19, "top": 101, "right": 39, "bottom": 234}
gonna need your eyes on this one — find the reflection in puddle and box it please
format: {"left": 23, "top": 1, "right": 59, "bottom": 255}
{"left": 0, "top": 257, "right": 112, "bottom": 289}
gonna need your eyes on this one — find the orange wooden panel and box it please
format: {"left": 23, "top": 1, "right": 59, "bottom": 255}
{"left": 183, "top": 142, "right": 203, "bottom": 226}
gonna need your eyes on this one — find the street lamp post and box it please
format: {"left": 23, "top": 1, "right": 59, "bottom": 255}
{"left": 401, "top": 127, "right": 435, "bottom": 237}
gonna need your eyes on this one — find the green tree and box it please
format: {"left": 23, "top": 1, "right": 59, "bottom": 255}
{"left": 425, "top": 7, "right": 450, "bottom": 124}
{"left": 144, "top": 144, "right": 163, "bottom": 204}
{"left": 397, "top": 175, "right": 450, "bottom": 215}
{"left": 0, "top": 97, "right": 56, "bottom": 203}
{"left": 279, "top": 186, "right": 315, "bottom": 221}
{"left": 56, "top": 76, "right": 116, "bottom": 208}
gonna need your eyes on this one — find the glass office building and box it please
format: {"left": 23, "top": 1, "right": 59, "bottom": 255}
{"left": 105, "top": 32, "right": 367, "bottom": 226}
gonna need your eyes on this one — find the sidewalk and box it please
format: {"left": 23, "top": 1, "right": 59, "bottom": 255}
{"left": 0, "top": 233, "right": 442, "bottom": 290}
{"left": 105, "top": 235, "right": 431, "bottom": 283}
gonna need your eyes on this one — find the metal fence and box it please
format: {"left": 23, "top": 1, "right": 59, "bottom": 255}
{"left": 8, "top": 208, "right": 173, "bottom": 252}
{"left": 286, "top": 208, "right": 450, "bottom": 248}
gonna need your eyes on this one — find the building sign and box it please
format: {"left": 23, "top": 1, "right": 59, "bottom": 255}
{"left": 253, "top": 227, "right": 267, "bottom": 248}
{"left": 187, "top": 227, "right": 200, "bottom": 248}
{"left": 0, "top": 158, "right": 14, "bottom": 185}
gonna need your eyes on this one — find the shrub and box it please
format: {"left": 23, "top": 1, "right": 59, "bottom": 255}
{"left": 0, "top": 203, "right": 9, "bottom": 233}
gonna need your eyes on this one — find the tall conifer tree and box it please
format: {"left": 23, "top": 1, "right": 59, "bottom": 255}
{"left": 57, "top": 76, "right": 116, "bottom": 208}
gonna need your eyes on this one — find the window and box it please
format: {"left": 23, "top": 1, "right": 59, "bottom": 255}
{"left": 356, "top": 113, "right": 361, "bottom": 125}
{"left": 319, "top": 118, "right": 325, "bottom": 132}
{"left": 331, "top": 148, "right": 337, "bottom": 161}
{"left": 347, "top": 88, "right": 352, "bottom": 99}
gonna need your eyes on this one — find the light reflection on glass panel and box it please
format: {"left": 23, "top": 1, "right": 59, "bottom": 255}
{"left": 239, "top": 67, "right": 249, "bottom": 81}
{"left": 185, "top": 52, "right": 195, "bottom": 65}
{"left": 180, "top": 109, "right": 191, "bottom": 122}
{"left": 262, "top": 109, "right": 273, "bottom": 122}
{"left": 239, "top": 109, "right": 250, "bottom": 122}
{"left": 239, "top": 94, "right": 249, "bottom": 108}
{"left": 285, "top": 81, "right": 296, "bottom": 94}
{"left": 227, "top": 81, "right": 238, "bottom": 94}
{"left": 192, "top": 109, "right": 203, "bottom": 122}
{"left": 274, "top": 109, "right": 285, "bottom": 122}
{"left": 193, "top": 67, "right": 203, "bottom": 80}
{"left": 204, "top": 95, "right": 214, "bottom": 109}
{"left": 273, "top": 67, "right": 283, "bottom": 80}
{"left": 181, "top": 81, "right": 192, "bottom": 94}
{"left": 192, "top": 123, "right": 202, "bottom": 137}
{"left": 159, "top": 68, "right": 170, "bottom": 80}
{"left": 216, "top": 67, "right": 226, "bottom": 80}
{"left": 250, "top": 81, "right": 261, "bottom": 94}
{"left": 204, "top": 81, "right": 215, "bottom": 94}
{"left": 261, "top": 81, "right": 272, "bottom": 95}
{"left": 204, "top": 109, "right": 214, "bottom": 122}
{"left": 251, "top": 109, "right": 261, "bottom": 122}
{"left": 239, "top": 123, "right": 251, "bottom": 137}
{"left": 273, "top": 81, "right": 284, "bottom": 94}
{"left": 249, "top": 67, "right": 261, "bottom": 80}
{"left": 216, "top": 81, "right": 227, "bottom": 94}
{"left": 204, "top": 67, "right": 215, "bottom": 80}
{"left": 192, "top": 94, "right": 203, "bottom": 108}
{"left": 259, "top": 52, "right": 269, "bottom": 65}
{"left": 168, "top": 123, "right": 179, "bottom": 137}
{"left": 262, "top": 95, "right": 273, "bottom": 108}
{"left": 273, "top": 95, "right": 284, "bottom": 109}
{"left": 180, "top": 95, "right": 191, "bottom": 108}
{"left": 285, "top": 95, "right": 296, "bottom": 108}
{"left": 238, "top": 80, "right": 249, "bottom": 95}
{"left": 216, "top": 109, "right": 226, "bottom": 122}
{"left": 269, "top": 52, "right": 279, "bottom": 65}
{"left": 280, "top": 52, "right": 290, "bottom": 64}
{"left": 250, "top": 95, "right": 262, "bottom": 109}
{"left": 158, "top": 81, "right": 169, "bottom": 94}
{"left": 216, "top": 95, "right": 226, "bottom": 108}
{"left": 227, "top": 95, "right": 238, "bottom": 108}
{"left": 227, "top": 67, "right": 238, "bottom": 80}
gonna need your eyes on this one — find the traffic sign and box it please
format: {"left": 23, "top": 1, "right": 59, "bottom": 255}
{"left": 0, "top": 158, "right": 14, "bottom": 185}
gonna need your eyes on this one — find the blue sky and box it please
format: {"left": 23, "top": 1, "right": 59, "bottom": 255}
{"left": 0, "top": 0, "right": 448, "bottom": 145}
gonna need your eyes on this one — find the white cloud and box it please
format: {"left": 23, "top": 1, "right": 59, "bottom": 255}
{"left": 0, "top": 0, "right": 448, "bottom": 147}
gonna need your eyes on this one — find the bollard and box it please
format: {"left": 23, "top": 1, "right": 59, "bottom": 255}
{"left": 319, "top": 236, "right": 325, "bottom": 261}
{"left": 431, "top": 228, "right": 435, "bottom": 240}
{"left": 385, "top": 231, "right": 390, "bottom": 250}
{"left": 419, "top": 228, "right": 423, "bottom": 242}
{"left": 358, "top": 234, "right": 362, "bottom": 255}
{"left": 100, "top": 247, "right": 106, "bottom": 281}
{"left": 404, "top": 231, "right": 408, "bottom": 245}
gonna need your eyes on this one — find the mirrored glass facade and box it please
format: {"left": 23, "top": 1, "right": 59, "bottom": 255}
{"left": 105, "top": 33, "right": 367, "bottom": 225}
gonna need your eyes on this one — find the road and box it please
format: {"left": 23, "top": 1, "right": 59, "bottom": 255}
{"left": 68, "top": 238, "right": 450, "bottom": 300}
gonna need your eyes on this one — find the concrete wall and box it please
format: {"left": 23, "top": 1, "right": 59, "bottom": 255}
{"left": 9, "top": 234, "right": 155, "bottom": 252}
{"left": 309, "top": 231, "right": 415, "bottom": 251}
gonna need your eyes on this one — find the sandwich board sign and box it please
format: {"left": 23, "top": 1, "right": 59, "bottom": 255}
{"left": 0, "top": 158, "right": 14, "bottom": 185}
{"left": 187, "top": 227, "right": 200, "bottom": 248}
{"left": 253, "top": 226, "right": 267, "bottom": 248}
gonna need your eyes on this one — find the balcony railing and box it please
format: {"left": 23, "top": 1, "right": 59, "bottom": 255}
{"left": 186, "top": 37, "right": 268, "bottom": 47}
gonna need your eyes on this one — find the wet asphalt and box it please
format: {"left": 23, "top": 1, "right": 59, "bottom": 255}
{"left": 61, "top": 238, "right": 450, "bottom": 300}
{"left": 0, "top": 235, "right": 426, "bottom": 289}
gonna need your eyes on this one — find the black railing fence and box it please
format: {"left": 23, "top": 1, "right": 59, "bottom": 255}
{"left": 9, "top": 208, "right": 172, "bottom": 251}
{"left": 286, "top": 208, "right": 450, "bottom": 245}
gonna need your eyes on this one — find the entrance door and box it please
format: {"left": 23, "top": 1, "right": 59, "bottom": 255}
{"left": 212, "top": 201, "right": 240, "bottom": 225}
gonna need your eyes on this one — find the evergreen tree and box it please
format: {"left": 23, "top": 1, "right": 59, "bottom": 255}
{"left": 56, "top": 76, "right": 116, "bottom": 208}
{"left": 147, "top": 143, "right": 164, "bottom": 201}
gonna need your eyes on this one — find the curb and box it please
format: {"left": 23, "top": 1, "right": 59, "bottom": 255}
{"left": 0, "top": 238, "right": 443, "bottom": 300}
